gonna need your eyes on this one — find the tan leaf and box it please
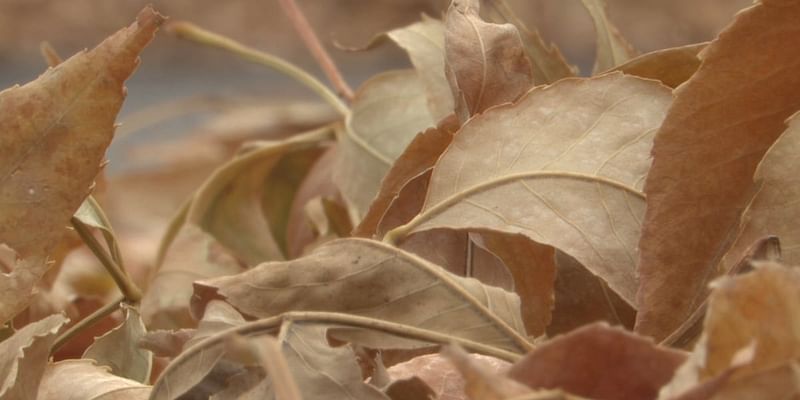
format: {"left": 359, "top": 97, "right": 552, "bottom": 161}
{"left": 0, "top": 314, "right": 67, "bottom": 400}
{"left": 138, "top": 329, "right": 193, "bottom": 358}
{"left": 508, "top": 322, "right": 686, "bottom": 400}
{"left": 721, "top": 113, "right": 800, "bottom": 278}
{"left": 186, "top": 127, "right": 331, "bottom": 265}
{"left": 36, "top": 359, "right": 151, "bottom": 400}
{"left": 580, "top": 0, "right": 638, "bottom": 73}
{"left": 83, "top": 304, "right": 152, "bottom": 383}
{"left": 444, "top": 0, "right": 533, "bottom": 122}
{"left": 658, "top": 263, "right": 800, "bottom": 399}
{"left": 74, "top": 195, "right": 123, "bottom": 267}
{"left": 0, "top": 7, "right": 163, "bottom": 326}
{"left": 253, "top": 334, "right": 303, "bottom": 400}
{"left": 547, "top": 250, "right": 635, "bottom": 336}
{"left": 635, "top": 0, "right": 800, "bottom": 340}
{"left": 194, "top": 238, "right": 530, "bottom": 353}
{"left": 334, "top": 70, "right": 436, "bottom": 220}
{"left": 612, "top": 42, "right": 706, "bottom": 88}
{"left": 141, "top": 224, "right": 244, "bottom": 329}
{"left": 387, "top": 73, "right": 672, "bottom": 305}
{"left": 443, "top": 345, "right": 529, "bottom": 400}
{"left": 483, "top": 0, "right": 576, "bottom": 85}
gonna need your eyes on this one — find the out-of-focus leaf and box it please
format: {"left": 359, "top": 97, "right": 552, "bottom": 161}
{"left": 138, "top": 329, "right": 193, "bottom": 358}
{"left": 384, "top": 376, "right": 436, "bottom": 400}
{"left": 387, "top": 73, "right": 672, "bottom": 306}
{"left": 481, "top": 233, "right": 556, "bottom": 337}
{"left": 0, "top": 7, "right": 163, "bottom": 326}
{"left": 352, "top": 16, "right": 453, "bottom": 121}
{"left": 483, "top": 0, "right": 576, "bottom": 85}
{"left": 612, "top": 43, "right": 706, "bottom": 88}
{"left": 0, "top": 314, "right": 66, "bottom": 400}
{"left": 187, "top": 127, "right": 331, "bottom": 265}
{"left": 443, "top": 345, "right": 530, "bottom": 400}
{"left": 658, "top": 263, "right": 800, "bottom": 400}
{"left": 508, "top": 323, "right": 686, "bottom": 400}
{"left": 579, "top": 0, "right": 638, "bottom": 73}
{"left": 141, "top": 224, "right": 244, "bottom": 329}
{"left": 721, "top": 113, "right": 800, "bottom": 277}
{"left": 547, "top": 251, "right": 635, "bottom": 336}
{"left": 444, "top": 0, "right": 533, "bottom": 122}
{"left": 334, "top": 70, "right": 436, "bottom": 220}
{"left": 194, "top": 238, "right": 530, "bottom": 353}
{"left": 387, "top": 352, "right": 509, "bottom": 400}
{"left": 82, "top": 304, "right": 152, "bottom": 383}
{"left": 36, "top": 359, "right": 151, "bottom": 400}
{"left": 635, "top": 0, "right": 800, "bottom": 340}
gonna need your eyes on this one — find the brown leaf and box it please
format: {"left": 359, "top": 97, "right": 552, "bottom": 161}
{"left": 443, "top": 345, "right": 529, "bottom": 400}
{"left": 138, "top": 329, "right": 193, "bottom": 358}
{"left": 37, "top": 359, "right": 151, "bottom": 400}
{"left": 658, "top": 263, "right": 800, "bottom": 399}
{"left": 444, "top": 0, "right": 533, "bottom": 122}
{"left": 83, "top": 304, "right": 152, "bottom": 383}
{"left": 334, "top": 70, "right": 436, "bottom": 220}
{"left": 384, "top": 376, "right": 437, "bottom": 400}
{"left": 387, "top": 73, "right": 672, "bottom": 306}
{"left": 508, "top": 323, "right": 686, "bottom": 400}
{"left": 547, "top": 251, "right": 635, "bottom": 336}
{"left": 483, "top": 0, "right": 576, "bottom": 85}
{"left": 194, "top": 238, "right": 530, "bottom": 353}
{"left": 0, "top": 314, "right": 66, "bottom": 400}
{"left": 612, "top": 42, "right": 706, "bottom": 89}
{"left": 635, "top": 0, "right": 800, "bottom": 340}
{"left": 0, "top": 7, "right": 163, "bottom": 326}
{"left": 580, "top": 0, "right": 638, "bottom": 73}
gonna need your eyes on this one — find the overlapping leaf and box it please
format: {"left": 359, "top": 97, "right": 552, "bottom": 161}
{"left": 612, "top": 42, "right": 706, "bottom": 88}
{"left": 635, "top": 0, "right": 800, "bottom": 340}
{"left": 580, "top": 0, "right": 638, "bottom": 73}
{"left": 83, "top": 304, "right": 152, "bottom": 383}
{"left": 0, "top": 314, "right": 66, "bottom": 400}
{"left": 37, "top": 360, "right": 151, "bottom": 400}
{"left": 387, "top": 72, "right": 672, "bottom": 305}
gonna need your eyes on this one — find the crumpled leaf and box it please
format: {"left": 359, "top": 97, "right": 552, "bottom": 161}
{"left": 194, "top": 238, "right": 530, "bottom": 353}
{"left": 612, "top": 42, "right": 706, "bottom": 88}
{"left": 0, "top": 314, "right": 67, "bottom": 400}
{"left": 186, "top": 127, "right": 331, "bottom": 265}
{"left": 0, "top": 7, "right": 163, "bottom": 326}
{"left": 579, "top": 0, "right": 638, "bottom": 73}
{"left": 483, "top": 0, "right": 576, "bottom": 85}
{"left": 658, "top": 263, "right": 800, "bottom": 399}
{"left": 720, "top": 113, "right": 800, "bottom": 278}
{"left": 36, "top": 359, "right": 151, "bottom": 400}
{"left": 444, "top": 0, "right": 533, "bottom": 122}
{"left": 635, "top": 0, "right": 800, "bottom": 340}
{"left": 387, "top": 72, "right": 672, "bottom": 305}
{"left": 334, "top": 70, "right": 436, "bottom": 220}
{"left": 82, "top": 304, "right": 152, "bottom": 383}
{"left": 508, "top": 322, "right": 686, "bottom": 400}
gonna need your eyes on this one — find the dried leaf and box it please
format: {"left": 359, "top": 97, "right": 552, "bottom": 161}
{"left": 658, "top": 263, "right": 800, "bottom": 399}
{"left": 508, "top": 323, "right": 686, "bottom": 400}
{"left": 483, "top": 0, "right": 576, "bottom": 85}
{"left": 388, "top": 72, "right": 672, "bottom": 305}
{"left": 83, "top": 304, "right": 152, "bottom": 383}
{"left": 0, "top": 314, "right": 66, "bottom": 400}
{"left": 36, "top": 359, "right": 151, "bottom": 400}
{"left": 138, "top": 329, "right": 193, "bottom": 358}
{"left": 254, "top": 334, "right": 303, "bottom": 400}
{"left": 0, "top": 7, "right": 163, "bottom": 326}
{"left": 580, "top": 0, "right": 638, "bottom": 73}
{"left": 334, "top": 70, "right": 436, "bottom": 220}
{"left": 612, "top": 42, "right": 706, "bottom": 88}
{"left": 635, "top": 0, "right": 800, "bottom": 340}
{"left": 444, "top": 0, "right": 533, "bottom": 121}
{"left": 443, "top": 345, "right": 530, "bottom": 400}
{"left": 187, "top": 127, "right": 331, "bottom": 265}
{"left": 194, "top": 238, "right": 530, "bottom": 353}
{"left": 384, "top": 376, "right": 436, "bottom": 400}
{"left": 74, "top": 195, "right": 123, "bottom": 267}
{"left": 721, "top": 113, "right": 800, "bottom": 277}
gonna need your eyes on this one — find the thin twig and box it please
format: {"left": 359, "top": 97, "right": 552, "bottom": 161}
{"left": 50, "top": 295, "right": 125, "bottom": 354}
{"left": 278, "top": 0, "right": 354, "bottom": 100}
{"left": 168, "top": 21, "right": 349, "bottom": 116}
{"left": 71, "top": 217, "right": 142, "bottom": 303}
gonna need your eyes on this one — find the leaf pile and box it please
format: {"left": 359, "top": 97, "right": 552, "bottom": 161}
{"left": 2, "top": 0, "right": 800, "bottom": 399}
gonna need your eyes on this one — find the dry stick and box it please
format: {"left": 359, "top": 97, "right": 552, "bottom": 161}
{"left": 70, "top": 217, "right": 142, "bottom": 303}
{"left": 51, "top": 294, "right": 125, "bottom": 354}
{"left": 277, "top": 0, "right": 354, "bottom": 100}
{"left": 168, "top": 21, "right": 349, "bottom": 116}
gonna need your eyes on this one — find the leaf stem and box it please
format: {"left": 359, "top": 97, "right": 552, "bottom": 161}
{"left": 278, "top": 0, "right": 354, "bottom": 100}
{"left": 50, "top": 295, "right": 124, "bottom": 354}
{"left": 167, "top": 21, "right": 350, "bottom": 116}
{"left": 71, "top": 217, "right": 142, "bottom": 303}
